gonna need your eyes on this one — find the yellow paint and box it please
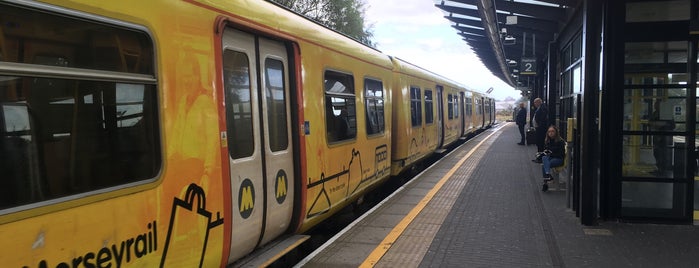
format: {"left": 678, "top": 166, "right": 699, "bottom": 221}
{"left": 240, "top": 186, "right": 254, "bottom": 212}
{"left": 361, "top": 128, "right": 500, "bottom": 267}
{"left": 277, "top": 175, "right": 288, "bottom": 198}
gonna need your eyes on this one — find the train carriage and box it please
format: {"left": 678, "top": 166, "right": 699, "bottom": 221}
{"left": 0, "top": 0, "right": 493, "bottom": 266}
{"left": 389, "top": 57, "right": 466, "bottom": 176}
{"left": 438, "top": 82, "right": 466, "bottom": 150}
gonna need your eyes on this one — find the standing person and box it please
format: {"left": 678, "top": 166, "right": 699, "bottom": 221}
{"left": 541, "top": 125, "right": 566, "bottom": 191}
{"left": 515, "top": 102, "right": 527, "bottom": 145}
{"left": 531, "top": 98, "right": 548, "bottom": 163}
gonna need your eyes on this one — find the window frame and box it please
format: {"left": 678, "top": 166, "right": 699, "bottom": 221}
{"left": 410, "top": 86, "right": 422, "bottom": 127}
{"left": 0, "top": 1, "right": 160, "bottom": 215}
{"left": 324, "top": 69, "right": 357, "bottom": 143}
{"left": 364, "top": 77, "right": 385, "bottom": 136}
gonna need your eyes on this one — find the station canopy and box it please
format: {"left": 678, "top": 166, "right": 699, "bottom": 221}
{"left": 435, "top": 0, "right": 578, "bottom": 89}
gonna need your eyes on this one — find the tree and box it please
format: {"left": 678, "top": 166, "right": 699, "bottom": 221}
{"left": 271, "top": 0, "right": 375, "bottom": 47}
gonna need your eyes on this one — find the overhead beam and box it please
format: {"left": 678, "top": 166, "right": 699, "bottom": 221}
{"left": 453, "top": 25, "right": 486, "bottom": 35}
{"left": 435, "top": 4, "right": 480, "bottom": 18}
{"left": 496, "top": 14, "right": 559, "bottom": 34}
{"left": 445, "top": 16, "right": 485, "bottom": 28}
{"left": 445, "top": 0, "right": 479, "bottom": 6}
{"left": 493, "top": 0, "right": 566, "bottom": 22}
{"left": 458, "top": 32, "right": 486, "bottom": 39}
{"left": 521, "top": 0, "right": 577, "bottom": 7}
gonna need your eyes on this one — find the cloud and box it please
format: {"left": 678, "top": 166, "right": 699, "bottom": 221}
{"left": 363, "top": 0, "right": 519, "bottom": 100}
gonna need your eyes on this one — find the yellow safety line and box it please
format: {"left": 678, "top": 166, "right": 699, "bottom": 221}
{"left": 360, "top": 125, "right": 503, "bottom": 267}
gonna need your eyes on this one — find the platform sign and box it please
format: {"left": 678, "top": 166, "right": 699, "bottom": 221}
{"left": 520, "top": 58, "right": 537, "bottom": 76}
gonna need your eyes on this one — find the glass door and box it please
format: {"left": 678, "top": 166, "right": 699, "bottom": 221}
{"left": 620, "top": 0, "right": 694, "bottom": 221}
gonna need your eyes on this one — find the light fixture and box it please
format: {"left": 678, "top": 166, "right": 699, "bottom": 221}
{"left": 503, "top": 35, "right": 515, "bottom": 45}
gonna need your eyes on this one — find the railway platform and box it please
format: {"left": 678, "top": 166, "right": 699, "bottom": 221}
{"left": 296, "top": 122, "right": 699, "bottom": 267}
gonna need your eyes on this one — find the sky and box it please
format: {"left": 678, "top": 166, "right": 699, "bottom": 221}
{"left": 362, "top": 0, "right": 521, "bottom": 101}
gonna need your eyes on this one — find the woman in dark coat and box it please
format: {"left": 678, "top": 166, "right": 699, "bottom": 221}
{"left": 541, "top": 125, "right": 565, "bottom": 181}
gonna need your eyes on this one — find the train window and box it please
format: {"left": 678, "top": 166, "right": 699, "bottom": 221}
{"left": 264, "top": 58, "right": 288, "bottom": 152}
{"left": 410, "top": 87, "right": 422, "bottom": 127}
{"left": 447, "top": 94, "right": 454, "bottom": 120}
{"left": 0, "top": 3, "right": 159, "bottom": 212}
{"left": 465, "top": 97, "right": 472, "bottom": 116}
{"left": 364, "top": 78, "right": 384, "bottom": 135}
{"left": 0, "top": 4, "right": 153, "bottom": 74}
{"left": 324, "top": 70, "right": 356, "bottom": 142}
{"left": 424, "top": 89, "right": 433, "bottom": 124}
{"left": 224, "top": 50, "right": 255, "bottom": 158}
{"left": 476, "top": 98, "right": 483, "bottom": 115}
{"left": 453, "top": 94, "right": 459, "bottom": 118}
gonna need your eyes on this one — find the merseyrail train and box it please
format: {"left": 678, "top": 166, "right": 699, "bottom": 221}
{"left": 0, "top": 0, "right": 494, "bottom": 266}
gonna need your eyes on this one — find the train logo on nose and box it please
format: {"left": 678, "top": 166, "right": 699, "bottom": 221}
{"left": 239, "top": 178, "right": 255, "bottom": 219}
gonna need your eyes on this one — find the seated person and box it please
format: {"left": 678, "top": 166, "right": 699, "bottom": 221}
{"left": 541, "top": 126, "right": 566, "bottom": 181}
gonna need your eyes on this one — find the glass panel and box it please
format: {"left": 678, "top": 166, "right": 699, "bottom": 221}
{"left": 446, "top": 94, "right": 453, "bottom": 120}
{"left": 561, "top": 45, "right": 571, "bottom": 69}
{"left": 621, "top": 182, "right": 686, "bottom": 217}
{"left": 0, "top": 76, "right": 159, "bottom": 210}
{"left": 0, "top": 3, "right": 159, "bottom": 211}
{"left": 626, "top": 0, "right": 690, "bottom": 22}
{"left": 453, "top": 95, "right": 459, "bottom": 118}
{"left": 325, "top": 71, "right": 356, "bottom": 142}
{"left": 425, "top": 90, "right": 433, "bottom": 124}
{"left": 625, "top": 42, "right": 687, "bottom": 65}
{"left": 465, "top": 98, "right": 472, "bottom": 116}
{"left": 264, "top": 58, "right": 288, "bottom": 152}
{"left": 0, "top": 4, "right": 154, "bottom": 74}
{"left": 223, "top": 50, "right": 254, "bottom": 158}
{"left": 410, "top": 87, "right": 422, "bottom": 127}
{"left": 572, "top": 35, "right": 582, "bottom": 63}
{"left": 622, "top": 135, "right": 686, "bottom": 178}
{"left": 623, "top": 89, "right": 686, "bottom": 132}
{"left": 572, "top": 66, "right": 581, "bottom": 93}
{"left": 364, "top": 79, "right": 384, "bottom": 135}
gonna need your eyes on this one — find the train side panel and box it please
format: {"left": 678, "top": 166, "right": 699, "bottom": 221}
{"left": 390, "top": 58, "right": 442, "bottom": 176}
{"left": 0, "top": 0, "right": 228, "bottom": 267}
{"left": 180, "top": 0, "right": 396, "bottom": 259}
{"left": 293, "top": 39, "right": 394, "bottom": 233}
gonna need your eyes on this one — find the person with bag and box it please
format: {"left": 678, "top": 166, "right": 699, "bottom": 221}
{"left": 515, "top": 102, "right": 527, "bottom": 145}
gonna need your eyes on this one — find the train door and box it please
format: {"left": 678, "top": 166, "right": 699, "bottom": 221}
{"left": 221, "top": 28, "right": 295, "bottom": 261}
{"left": 464, "top": 94, "right": 473, "bottom": 134}
{"left": 436, "top": 85, "right": 444, "bottom": 148}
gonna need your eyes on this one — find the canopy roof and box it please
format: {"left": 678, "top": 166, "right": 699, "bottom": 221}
{"left": 435, "top": 0, "right": 577, "bottom": 89}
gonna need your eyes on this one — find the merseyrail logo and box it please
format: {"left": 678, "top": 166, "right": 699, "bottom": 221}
{"left": 239, "top": 178, "right": 255, "bottom": 219}
{"left": 275, "top": 169, "right": 288, "bottom": 204}
{"left": 23, "top": 221, "right": 158, "bottom": 268}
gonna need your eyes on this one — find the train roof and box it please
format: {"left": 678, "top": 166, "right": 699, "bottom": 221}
{"left": 214, "top": 0, "right": 393, "bottom": 70}
{"left": 389, "top": 56, "right": 488, "bottom": 95}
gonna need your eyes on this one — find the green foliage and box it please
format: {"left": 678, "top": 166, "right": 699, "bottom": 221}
{"left": 271, "top": 0, "right": 375, "bottom": 47}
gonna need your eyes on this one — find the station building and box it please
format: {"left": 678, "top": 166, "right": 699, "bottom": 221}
{"left": 437, "top": 0, "right": 699, "bottom": 224}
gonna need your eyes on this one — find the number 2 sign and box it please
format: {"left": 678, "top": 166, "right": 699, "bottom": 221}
{"left": 520, "top": 58, "right": 537, "bottom": 76}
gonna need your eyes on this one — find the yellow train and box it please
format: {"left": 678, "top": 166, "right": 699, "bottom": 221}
{"left": 0, "top": 0, "right": 495, "bottom": 266}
